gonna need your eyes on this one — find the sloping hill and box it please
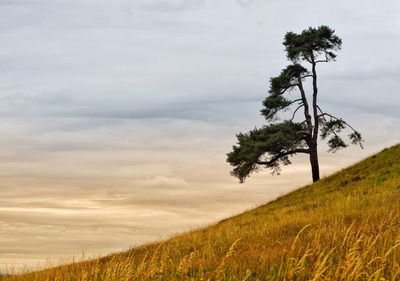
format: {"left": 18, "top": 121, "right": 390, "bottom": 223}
{"left": 3, "top": 145, "right": 400, "bottom": 280}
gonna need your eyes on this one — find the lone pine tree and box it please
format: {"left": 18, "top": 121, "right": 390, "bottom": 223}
{"left": 227, "top": 26, "right": 363, "bottom": 183}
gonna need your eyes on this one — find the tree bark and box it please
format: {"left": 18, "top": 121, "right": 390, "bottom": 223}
{"left": 311, "top": 60, "right": 319, "bottom": 143}
{"left": 309, "top": 144, "right": 320, "bottom": 182}
{"left": 309, "top": 57, "right": 320, "bottom": 182}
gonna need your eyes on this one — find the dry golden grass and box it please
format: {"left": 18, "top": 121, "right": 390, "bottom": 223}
{"left": 2, "top": 144, "right": 400, "bottom": 280}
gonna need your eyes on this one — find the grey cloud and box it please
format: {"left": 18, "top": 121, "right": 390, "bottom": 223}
{"left": 0, "top": 0, "right": 400, "bottom": 270}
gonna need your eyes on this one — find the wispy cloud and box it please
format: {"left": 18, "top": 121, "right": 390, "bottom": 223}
{"left": 0, "top": 0, "right": 399, "bottom": 269}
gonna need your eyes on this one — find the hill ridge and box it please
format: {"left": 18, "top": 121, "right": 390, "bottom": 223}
{"left": 3, "top": 144, "right": 400, "bottom": 280}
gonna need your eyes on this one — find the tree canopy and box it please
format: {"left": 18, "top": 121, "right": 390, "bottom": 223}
{"left": 227, "top": 25, "right": 363, "bottom": 183}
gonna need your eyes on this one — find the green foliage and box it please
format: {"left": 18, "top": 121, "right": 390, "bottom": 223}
{"left": 268, "top": 64, "right": 308, "bottom": 95}
{"left": 349, "top": 131, "right": 363, "bottom": 148}
{"left": 260, "top": 95, "right": 293, "bottom": 121}
{"left": 320, "top": 119, "right": 346, "bottom": 139}
{"left": 327, "top": 135, "right": 348, "bottom": 152}
{"left": 261, "top": 64, "right": 308, "bottom": 121}
{"left": 284, "top": 25, "right": 342, "bottom": 62}
{"left": 320, "top": 118, "right": 364, "bottom": 152}
{"left": 226, "top": 121, "right": 307, "bottom": 182}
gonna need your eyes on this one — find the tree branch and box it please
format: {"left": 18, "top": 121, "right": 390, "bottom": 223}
{"left": 279, "top": 84, "right": 299, "bottom": 95}
{"left": 297, "top": 76, "right": 313, "bottom": 139}
{"left": 315, "top": 53, "right": 330, "bottom": 63}
{"left": 317, "top": 106, "right": 340, "bottom": 139}
{"left": 297, "top": 130, "right": 311, "bottom": 137}
{"left": 256, "top": 149, "right": 310, "bottom": 165}
{"left": 286, "top": 98, "right": 302, "bottom": 107}
{"left": 290, "top": 104, "right": 304, "bottom": 121}
{"left": 317, "top": 107, "right": 358, "bottom": 132}
{"left": 317, "top": 106, "right": 363, "bottom": 149}
{"left": 271, "top": 98, "right": 302, "bottom": 114}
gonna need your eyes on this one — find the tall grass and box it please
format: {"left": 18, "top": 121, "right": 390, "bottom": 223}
{"left": 2, "top": 144, "right": 400, "bottom": 280}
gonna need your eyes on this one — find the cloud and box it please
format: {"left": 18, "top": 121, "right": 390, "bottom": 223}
{"left": 0, "top": 0, "right": 400, "bottom": 270}
{"left": 138, "top": 0, "right": 206, "bottom": 12}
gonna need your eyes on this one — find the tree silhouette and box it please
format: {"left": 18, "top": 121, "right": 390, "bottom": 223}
{"left": 227, "top": 26, "right": 363, "bottom": 183}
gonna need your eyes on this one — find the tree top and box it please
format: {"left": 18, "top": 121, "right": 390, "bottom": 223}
{"left": 283, "top": 25, "right": 342, "bottom": 63}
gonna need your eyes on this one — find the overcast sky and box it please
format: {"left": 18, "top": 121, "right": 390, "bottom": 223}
{"left": 0, "top": 0, "right": 399, "bottom": 270}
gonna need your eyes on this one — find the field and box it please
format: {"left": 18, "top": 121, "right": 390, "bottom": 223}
{"left": 2, "top": 144, "right": 400, "bottom": 280}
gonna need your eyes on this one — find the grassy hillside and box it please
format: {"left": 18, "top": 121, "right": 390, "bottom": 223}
{"left": 3, "top": 145, "right": 400, "bottom": 281}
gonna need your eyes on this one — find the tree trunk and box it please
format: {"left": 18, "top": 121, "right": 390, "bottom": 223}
{"left": 310, "top": 59, "right": 320, "bottom": 182}
{"left": 309, "top": 144, "right": 320, "bottom": 182}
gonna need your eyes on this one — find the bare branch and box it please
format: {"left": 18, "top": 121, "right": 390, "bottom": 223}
{"left": 316, "top": 105, "right": 326, "bottom": 117}
{"left": 290, "top": 104, "right": 304, "bottom": 121}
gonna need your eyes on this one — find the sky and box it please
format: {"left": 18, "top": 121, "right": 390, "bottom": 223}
{"left": 0, "top": 0, "right": 400, "bottom": 270}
